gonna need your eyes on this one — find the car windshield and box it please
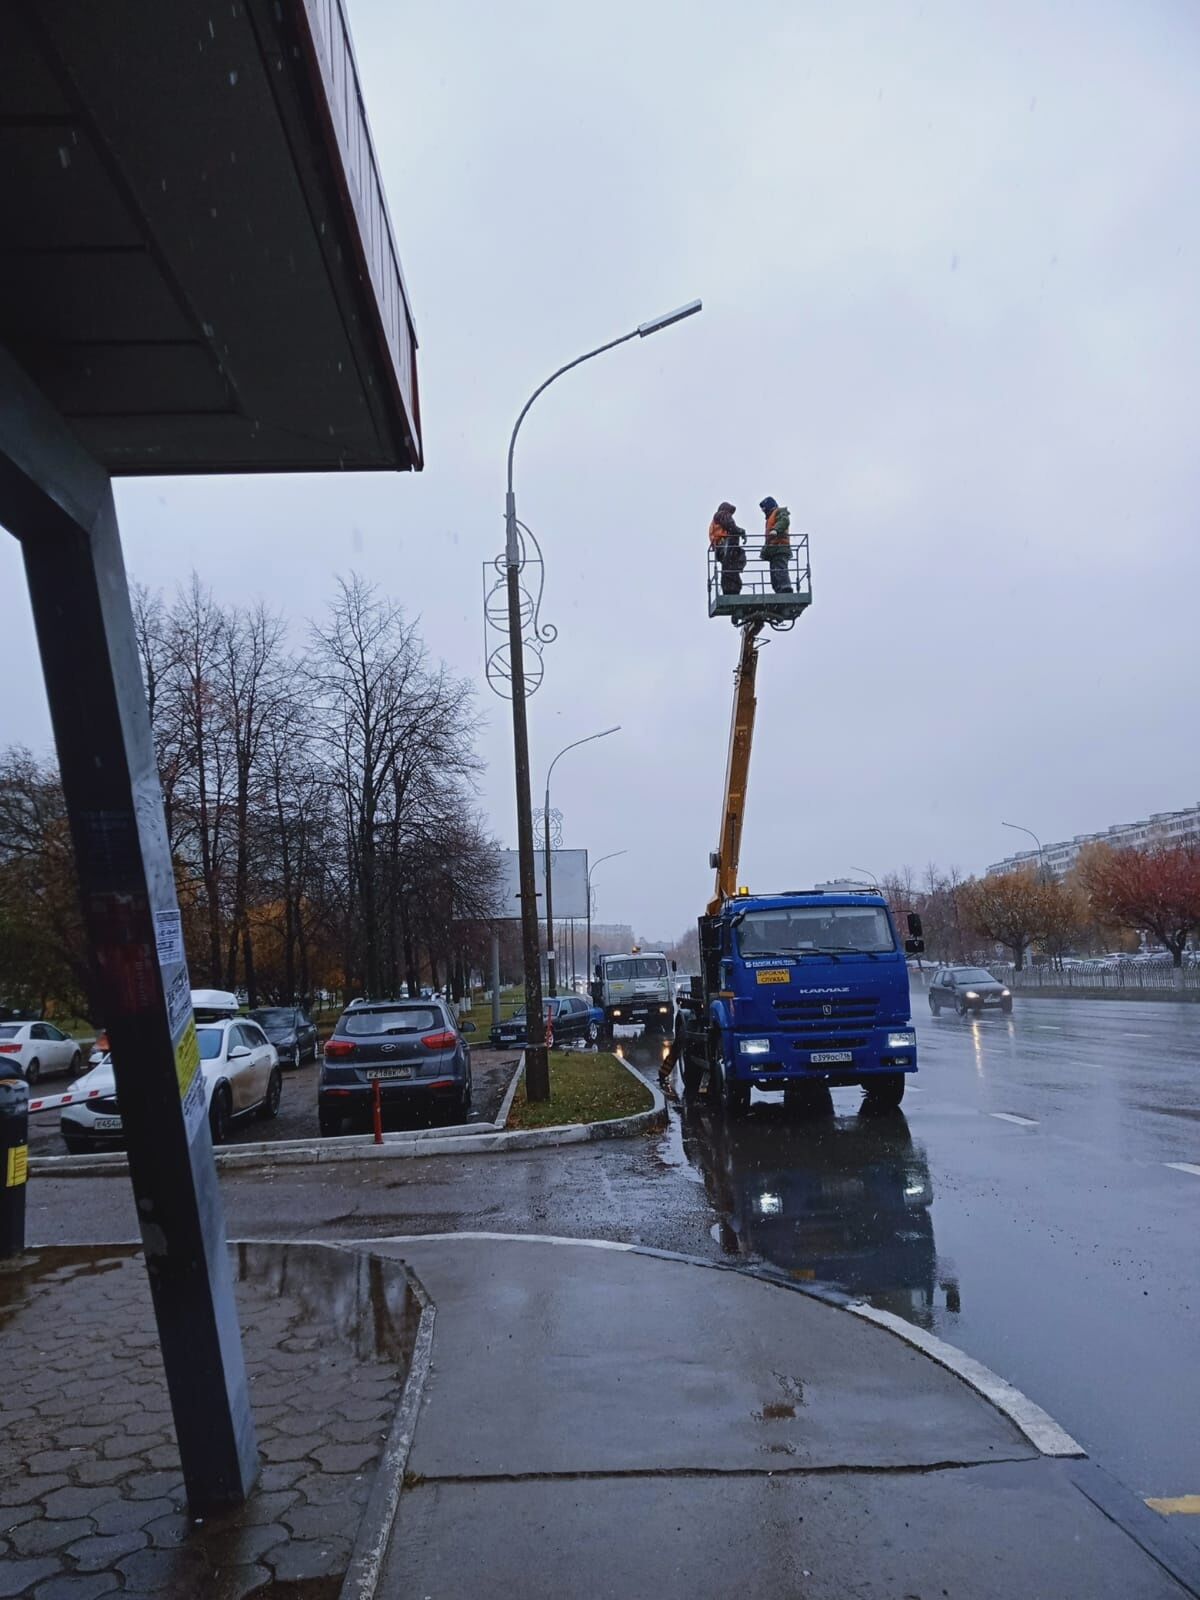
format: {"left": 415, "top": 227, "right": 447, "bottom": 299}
{"left": 736, "top": 905, "right": 895, "bottom": 955}
{"left": 249, "top": 1008, "right": 296, "bottom": 1032}
{"left": 196, "top": 1027, "right": 225, "bottom": 1061}
{"left": 604, "top": 957, "right": 668, "bottom": 980}
{"left": 342, "top": 1007, "right": 438, "bottom": 1036}
{"left": 953, "top": 968, "right": 996, "bottom": 983}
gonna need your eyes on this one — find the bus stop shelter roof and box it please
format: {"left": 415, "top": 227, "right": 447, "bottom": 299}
{"left": 0, "top": 0, "right": 422, "bottom": 475}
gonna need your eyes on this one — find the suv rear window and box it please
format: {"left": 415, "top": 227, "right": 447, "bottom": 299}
{"left": 342, "top": 1007, "right": 439, "bottom": 1036}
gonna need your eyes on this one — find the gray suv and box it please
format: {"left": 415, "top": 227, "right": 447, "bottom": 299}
{"left": 928, "top": 967, "right": 1012, "bottom": 1017}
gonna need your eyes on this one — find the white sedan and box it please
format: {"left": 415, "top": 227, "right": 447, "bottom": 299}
{"left": 60, "top": 1016, "right": 281, "bottom": 1154}
{"left": 0, "top": 1021, "right": 84, "bottom": 1084}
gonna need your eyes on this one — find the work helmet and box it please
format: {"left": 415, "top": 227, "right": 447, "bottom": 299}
{"left": 759, "top": 496, "right": 778, "bottom": 513}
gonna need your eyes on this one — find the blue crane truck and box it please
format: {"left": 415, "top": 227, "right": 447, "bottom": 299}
{"left": 679, "top": 528, "right": 923, "bottom": 1111}
{"left": 677, "top": 888, "right": 922, "bottom": 1111}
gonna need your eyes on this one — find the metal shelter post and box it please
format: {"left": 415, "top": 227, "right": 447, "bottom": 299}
{"left": 0, "top": 348, "right": 258, "bottom": 1510}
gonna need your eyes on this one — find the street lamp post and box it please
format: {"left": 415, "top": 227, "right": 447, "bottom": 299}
{"left": 850, "top": 865, "right": 880, "bottom": 887}
{"left": 1001, "top": 820, "right": 1047, "bottom": 877}
{"left": 545, "top": 727, "right": 620, "bottom": 996}
{"left": 586, "top": 850, "right": 629, "bottom": 987}
{"left": 504, "top": 301, "right": 700, "bottom": 1100}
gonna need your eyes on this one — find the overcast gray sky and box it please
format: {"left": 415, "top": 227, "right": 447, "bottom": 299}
{"left": 4, "top": 0, "right": 1199, "bottom": 940}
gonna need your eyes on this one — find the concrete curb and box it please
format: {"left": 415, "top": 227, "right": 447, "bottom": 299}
{"left": 494, "top": 1050, "right": 525, "bottom": 1129}
{"left": 355, "top": 1230, "right": 1085, "bottom": 1462}
{"left": 30, "top": 1053, "right": 664, "bottom": 1178}
{"left": 338, "top": 1255, "right": 435, "bottom": 1600}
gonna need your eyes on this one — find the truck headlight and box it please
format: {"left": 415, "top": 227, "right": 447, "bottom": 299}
{"left": 612, "top": 1009, "right": 622, "bottom": 1018}
{"left": 738, "top": 1038, "right": 770, "bottom": 1056}
{"left": 658, "top": 1005, "right": 670, "bottom": 1013}
{"left": 887, "top": 1031, "right": 916, "bottom": 1049}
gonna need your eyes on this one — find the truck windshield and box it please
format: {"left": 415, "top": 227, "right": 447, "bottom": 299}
{"left": 736, "top": 906, "right": 896, "bottom": 955}
{"left": 604, "top": 957, "right": 668, "bottom": 980}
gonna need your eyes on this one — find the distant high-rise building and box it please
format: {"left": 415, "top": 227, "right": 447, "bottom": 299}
{"left": 987, "top": 804, "right": 1200, "bottom": 878}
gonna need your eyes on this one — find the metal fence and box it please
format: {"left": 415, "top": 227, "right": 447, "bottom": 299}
{"left": 987, "top": 963, "right": 1200, "bottom": 993}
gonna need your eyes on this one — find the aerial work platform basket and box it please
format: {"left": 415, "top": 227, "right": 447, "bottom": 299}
{"left": 707, "top": 533, "right": 812, "bottom": 628}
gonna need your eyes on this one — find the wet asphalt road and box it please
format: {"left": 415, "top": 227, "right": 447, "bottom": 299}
{"left": 26, "top": 996, "right": 1199, "bottom": 1513}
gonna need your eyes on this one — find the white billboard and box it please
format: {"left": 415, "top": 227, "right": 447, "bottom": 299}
{"left": 496, "top": 849, "right": 589, "bottom": 920}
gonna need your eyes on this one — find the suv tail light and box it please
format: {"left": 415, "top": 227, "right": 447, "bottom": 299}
{"left": 421, "top": 1031, "right": 458, "bottom": 1050}
{"left": 324, "top": 1039, "right": 356, "bottom": 1060}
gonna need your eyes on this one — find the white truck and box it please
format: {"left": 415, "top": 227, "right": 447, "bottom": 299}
{"left": 591, "top": 950, "right": 676, "bottom": 1044}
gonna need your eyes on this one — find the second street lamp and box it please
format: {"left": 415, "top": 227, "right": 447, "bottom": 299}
{"left": 544, "top": 727, "right": 620, "bottom": 996}
{"left": 586, "top": 849, "right": 629, "bottom": 987}
{"left": 503, "top": 299, "right": 701, "bottom": 1101}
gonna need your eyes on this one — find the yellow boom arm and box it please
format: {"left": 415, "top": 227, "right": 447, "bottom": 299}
{"left": 707, "top": 622, "right": 762, "bottom": 915}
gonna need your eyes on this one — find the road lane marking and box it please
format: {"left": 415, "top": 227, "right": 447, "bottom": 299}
{"left": 1165, "top": 1162, "right": 1200, "bottom": 1178}
{"left": 1145, "top": 1496, "right": 1200, "bottom": 1515}
{"left": 1123, "top": 1032, "right": 1153, "bottom": 1039}
{"left": 1033, "top": 1025, "right": 1063, "bottom": 1031}
{"left": 990, "top": 1112, "right": 1039, "bottom": 1126}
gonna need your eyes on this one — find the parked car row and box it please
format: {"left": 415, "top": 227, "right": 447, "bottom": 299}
{"left": 489, "top": 994, "right": 602, "bottom": 1050}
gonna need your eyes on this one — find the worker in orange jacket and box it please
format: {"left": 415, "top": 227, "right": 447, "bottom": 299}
{"left": 758, "top": 496, "right": 793, "bottom": 594}
{"left": 708, "top": 502, "right": 746, "bottom": 595}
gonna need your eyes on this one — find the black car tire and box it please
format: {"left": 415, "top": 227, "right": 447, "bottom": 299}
{"left": 929, "top": 996, "right": 940, "bottom": 1015}
{"left": 586, "top": 1020, "right": 599, "bottom": 1044}
{"left": 318, "top": 1106, "right": 343, "bottom": 1138}
{"left": 955, "top": 998, "right": 968, "bottom": 1017}
{"left": 209, "top": 1084, "right": 232, "bottom": 1146}
{"left": 25, "top": 1058, "right": 40, "bottom": 1085}
{"left": 258, "top": 1068, "right": 282, "bottom": 1120}
{"left": 862, "top": 1072, "right": 906, "bottom": 1110}
{"left": 62, "top": 1133, "right": 91, "bottom": 1155}
{"left": 69, "top": 1050, "right": 81, "bottom": 1075}
{"left": 1001, "top": 998, "right": 1013, "bottom": 1014}
{"left": 459, "top": 1082, "right": 472, "bottom": 1120}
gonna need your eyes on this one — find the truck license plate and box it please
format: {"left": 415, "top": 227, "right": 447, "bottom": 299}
{"left": 92, "top": 1116, "right": 123, "bottom": 1131}
{"left": 810, "top": 1051, "right": 853, "bottom": 1064}
{"left": 365, "top": 1067, "right": 414, "bottom": 1080}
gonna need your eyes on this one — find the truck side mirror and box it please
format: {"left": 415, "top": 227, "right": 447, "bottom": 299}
{"left": 907, "top": 913, "right": 924, "bottom": 937}
{"left": 905, "top": 937, "right": 926, "bottom": 955}
{"left": 671, "top": 960, "right": 677, "bottom": 972}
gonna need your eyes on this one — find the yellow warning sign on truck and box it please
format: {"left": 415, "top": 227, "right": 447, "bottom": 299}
{"left": 755, "top": 969, "right": 790, "bottom": 985}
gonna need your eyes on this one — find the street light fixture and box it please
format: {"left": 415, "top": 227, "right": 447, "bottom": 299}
{"left": 545, "top": 727, "right": 621, "bottom": 997}
{"left": 586, "top": 850, "right": 629, "bottom": 990}
{"left": 851, "top": 866, "right": 880, "bottom": 888}
{"left": 502, "top": 301, "right": 701, "bottom": 1102}
{"left": 1001, "top": 820, "right": 1047, "bottom": 877}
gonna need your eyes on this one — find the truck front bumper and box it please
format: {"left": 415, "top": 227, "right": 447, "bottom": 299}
{"left": 728, "top": 1027, "right": 917, "bottom": 1085}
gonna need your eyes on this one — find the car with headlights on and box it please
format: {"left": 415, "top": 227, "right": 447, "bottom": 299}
{"left": 927, "top": 966, "right": 1012, "bottom": 1016}
{"left": 319, "top": 999, "right": 474, "bottom": 1135}
{"left": 60, "top": 1007, "right": 282, "bottom": 1153}
{"left": 247, "top": 1006, "right": 319, "bottom": 1067}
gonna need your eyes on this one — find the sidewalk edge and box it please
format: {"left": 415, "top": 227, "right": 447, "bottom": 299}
{"left": 338, "top": 1261, "right": 436, "bottom": 1600}
{"left": 354, "top": 1230, "right": 1084, "bottom": 1462}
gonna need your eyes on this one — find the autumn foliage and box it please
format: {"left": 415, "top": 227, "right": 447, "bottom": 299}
{"left": 1079, "top": 843, "right": 1200, "bottom": 966}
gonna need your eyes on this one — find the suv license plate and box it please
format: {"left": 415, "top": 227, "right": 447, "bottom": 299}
{"left": 92, "top": 1116, "right": 123, "bottom": 1131}
{"left": 810, "top": 1051, "right": 853, "bottom": 1064}
{"left": 365, "top": 1067, "right": 414, "bottom": 1081}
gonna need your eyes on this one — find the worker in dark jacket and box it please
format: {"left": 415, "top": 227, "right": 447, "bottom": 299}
{"left": 759, "top": 496, "right": 793, "bottom": 594}
{"left": 708, "top": 502, "right": 746, "bottom": 594}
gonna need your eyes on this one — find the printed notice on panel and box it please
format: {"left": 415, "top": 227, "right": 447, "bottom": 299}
{"left": 153, "top": 909, "right": 184, "bottom": 968}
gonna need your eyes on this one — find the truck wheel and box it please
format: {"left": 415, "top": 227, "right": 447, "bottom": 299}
{"left": 710, "top": 1033, "right": 748, "bottom": 1115}
{"left": 681, "top": 1052, "right": 705, "bottom": 1095}
{"left": 862, "top": 1073, "right": 906, "bottom": 1111}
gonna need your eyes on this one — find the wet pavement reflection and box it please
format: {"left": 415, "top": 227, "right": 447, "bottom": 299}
{"left": 615, "top": 1033, "right": 960, "bottom": 1326}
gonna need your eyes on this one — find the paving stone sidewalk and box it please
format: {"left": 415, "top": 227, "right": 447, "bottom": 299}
{"left": 0, "top": 1242, "right": 418, "bottom": 1599}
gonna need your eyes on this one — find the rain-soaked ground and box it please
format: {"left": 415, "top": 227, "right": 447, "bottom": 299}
{"left": 26, "top": 994, "right": 1200, "bottom": 1519}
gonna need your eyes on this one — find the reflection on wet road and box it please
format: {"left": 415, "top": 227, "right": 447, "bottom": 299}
{"left": 680, "top": 1101, "right": 958, "bottom": 1326}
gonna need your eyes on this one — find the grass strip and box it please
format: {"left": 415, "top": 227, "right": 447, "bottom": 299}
{"left": 506, "top": 1048, "right": 652, "bottom": 1130}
